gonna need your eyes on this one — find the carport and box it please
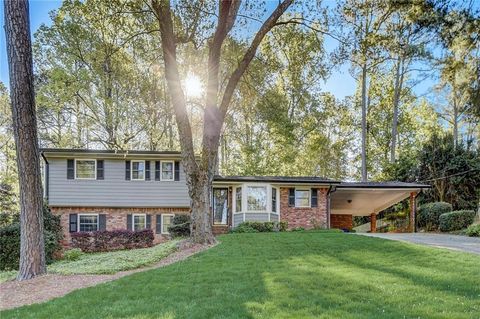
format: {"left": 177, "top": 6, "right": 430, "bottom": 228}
{"left": 330, "top": 182, "right": 431, "bottom": 232}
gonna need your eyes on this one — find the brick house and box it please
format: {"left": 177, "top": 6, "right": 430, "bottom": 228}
{"left": 41, "top": 149, "right": 429, "bottom": 246}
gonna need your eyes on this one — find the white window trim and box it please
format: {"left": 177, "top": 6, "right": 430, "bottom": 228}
{"left": 78, "top": 213, "right": 99, "bottom": 232}
{"left": 160, "top": 160, "right": 175, "bottom": 181}
{"left": 295, "top": 188, "right": 311, "bottom": 208}
{"left": 244, "top": 184, "right": 270, "bottom": 213}
{"left": 74, "top": 159, "right": 97, "bottom": 180}
{"left": 132, "top": 213, "right": 147, "bottom": 231}
{"left": 131, "top": 160, "right": 145, "bottom": 181}
{"left": 161, "top": 213, "right": 175, "bottom": 234}
{"left": 271, "top": 187, "right": 278, "bottom": 213}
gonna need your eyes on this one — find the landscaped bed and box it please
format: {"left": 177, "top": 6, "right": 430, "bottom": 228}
{"left": 0, "top": 239, "right": 180, "bottom": 283}
{"left": 2, "top": 232, "right": 479, "bottom": 318}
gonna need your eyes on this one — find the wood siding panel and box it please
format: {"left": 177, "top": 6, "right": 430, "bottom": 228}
{"left": 48, "top": 158, "right": 190, "bottom": 207}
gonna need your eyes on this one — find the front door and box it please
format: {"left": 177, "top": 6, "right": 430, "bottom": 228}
{"left": 212, "top": 188, "right": 229, "bottom": 225}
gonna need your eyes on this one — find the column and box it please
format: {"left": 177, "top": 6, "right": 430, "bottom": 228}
{"left": 370, "top": 213, "right": 376, "bottom": 233}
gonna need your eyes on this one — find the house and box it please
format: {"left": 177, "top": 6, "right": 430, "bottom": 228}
{"left": 40, "top": 148, "right": 430, "bottom": 246}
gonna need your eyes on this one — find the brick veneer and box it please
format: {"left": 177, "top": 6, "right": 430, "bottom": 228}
{"left": 330, "top": 214, "right": 353, "bottom": 230}
{"left": 50, "top": 207, "right": 190, "bottom": 247}
{"left": 279, "top": 188, "right": 328, "bottom": 230}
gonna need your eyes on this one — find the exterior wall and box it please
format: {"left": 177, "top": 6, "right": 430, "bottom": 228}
{"left": 51, "top": 207, "right": 190, "bottom": 247}
{"left": 330, "top": 214, "right": 353, "bottom": 230}
{"left": 279, "top": 188, "right": 328, "bottom": 229}
{"left": 47, "top": 158, "right": 189, "bottom": 207}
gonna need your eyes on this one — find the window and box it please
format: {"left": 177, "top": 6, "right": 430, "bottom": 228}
{"left": 295, "top": 189, "right": 310, "bottom": 207}
{"left": 162, "top": 214, "right": 174, "bottom": 234}
{"left": 131, "top": 160, "right": 145, "bottom": 180}
{"left": 79, "top": 214, "right": 98, "bottom": 232}
{"left": 235, "top": 187, "right": 242, "bottom": 212}
{"left": 213, "top": 188, "right": 228, "bottom": 225}
{"left": 75, "top": 159, "right": 96, "bottom": 179}
{"left": 161, "top": 161, "right": 174, "bottom": 181}
{"left": 272, "top": 188, "right": 277, "bottom": 213}
{"left": 247, "top": 186, "right": 267, "bottom": 211}
{"left": 133, "top": 214, "right": 146, "bottom": 231}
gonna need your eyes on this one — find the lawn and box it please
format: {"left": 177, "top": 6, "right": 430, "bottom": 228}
{"left": 2, "top": 232, "right": 480, "bottom": 319}
{"left": 0, "top": 239, "right": 179, "bottom": 282}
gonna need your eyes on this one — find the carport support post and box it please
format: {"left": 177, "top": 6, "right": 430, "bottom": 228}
{"left": 409, "top": 192, "right": 417, "bottom": 232}
{"left": 370, "top": 213, "right": 376, "bottom": 233}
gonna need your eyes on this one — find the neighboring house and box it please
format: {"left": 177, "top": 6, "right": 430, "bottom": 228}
{"left": 41, "top": 149, "right": 430, "bottom": 246}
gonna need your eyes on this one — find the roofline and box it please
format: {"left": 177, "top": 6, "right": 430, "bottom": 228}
{"left": 337, "top": 184, "right": 431, "bottom": 189}
{"left": 213, "top": 176, "right": 341, "bottom": 184}
{"left": 40, "top": 148, "right": 182, "bottom": 155}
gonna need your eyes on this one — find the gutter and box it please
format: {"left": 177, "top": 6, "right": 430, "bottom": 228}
{"left": 326, "top": 185, "right": 337, "bottom": 229}
{"left": 40, "top": 151, "right": 49, "bottom": 201}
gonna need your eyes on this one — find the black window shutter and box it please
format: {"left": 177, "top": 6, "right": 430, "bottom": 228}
{"left": 174, "top": 161, "right": 180, "bottom": 181}
{"left": 146, "top": 214, "right": 151, "bottom": 229}
{"left": 127, "top": 214, "right": 132, "bottom": 230}
{"left": 97, "top": 160, "right": 104, "bottom": 180}
{"left": 288, "top": 188, "right": 295, "bottom": 207}
{"left": 69, "top": 214, "right": 77, "bottom": 232}
{"left": 155, "top": 161, "right": 160, "bottom": 181}
{"left": 145, "top": 161, "right": 151, "bottom": 181}
{"left": 156, "top": 214, "right": 162, "bottom": 234}
{"left": 99, "top": 214, "right": 106, "bottom": 230}
{"left": 311, "top": 188, "right": 318, "bottom": 207}
{"left": 67, "top": 159, "right": 74, "bottom": 179}
{"left": 125, "top": 161, "right": 131, "bottom": 180}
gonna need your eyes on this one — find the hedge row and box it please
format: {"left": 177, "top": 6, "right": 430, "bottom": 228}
{"left": 417, "top": 202, "right": 452, "bottom": 231}
{"left": 232, "top": 221, "right": 288, "bottom": 233}
{"left": 439, "top": 210, "right": 476, "bottom": 232}
{"left": 71, "top": 229, "right": 154, "bottom": 252}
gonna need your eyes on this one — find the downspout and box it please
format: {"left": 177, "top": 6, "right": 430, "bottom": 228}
{"left": 327, "top": 185, "right": 337, "bottom": 229}
{"left": 40, "top": 152, "right": 49, "bottom": 201}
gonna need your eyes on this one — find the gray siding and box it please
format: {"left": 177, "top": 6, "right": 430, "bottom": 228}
{"left": 270, "top": 213, "right": 279, "bottom": 222}
{"left": 233, "top": 213, "right": 243, "bottom": 227}
{"left": 244, "top": 213, "right": 269, "bottom": 222}
{"left": 47, "top": 158, "right": 190, "bottom": 207}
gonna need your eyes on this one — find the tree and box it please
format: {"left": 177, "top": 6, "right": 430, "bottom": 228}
{"left": 4, "top": 0, "right": 46, "bottom": 280}
{"left": 152, "top": 0, "right": 293, "bottom": 243}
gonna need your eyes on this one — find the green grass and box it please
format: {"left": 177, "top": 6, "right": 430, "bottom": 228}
{"left": 2, "top": 233, "right": 480, "bottom": 319}
{"left": 0, "top": 240, "right": 179, "bottom": 282}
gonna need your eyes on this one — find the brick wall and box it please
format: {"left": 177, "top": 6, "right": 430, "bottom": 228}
{"left": 51, "top": 207, "right": 190, "bottom": 247}
{"left": 279, "top": 188, "right": 328, "bottom": 230}
{"left": 330, "top": 214, "right": 353, "bottom": 230}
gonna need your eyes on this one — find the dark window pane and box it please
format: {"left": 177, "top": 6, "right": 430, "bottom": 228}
{"left": 213, "top": 188, "right": 228, "bottom": 225}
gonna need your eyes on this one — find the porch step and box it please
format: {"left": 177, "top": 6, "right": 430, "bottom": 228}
{"left": 212, "top": 225, "right": 229, "bottom": 235}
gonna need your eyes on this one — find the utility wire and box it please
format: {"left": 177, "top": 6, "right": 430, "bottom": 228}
{"left": 419, "top": 168, "right": 479, "bottom": 182}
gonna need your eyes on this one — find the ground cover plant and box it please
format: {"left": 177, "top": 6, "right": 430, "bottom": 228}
{"left": 2, "top": 232, "right": 479, "bottom": 319}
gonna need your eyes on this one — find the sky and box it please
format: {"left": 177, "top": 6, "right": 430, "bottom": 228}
{"left": 0, "top": 0, "right": 439, "bottom": 100}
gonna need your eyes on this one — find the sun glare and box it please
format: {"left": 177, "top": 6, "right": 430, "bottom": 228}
{"left": 184, "top": 73, "right": 203, "bottom": 98}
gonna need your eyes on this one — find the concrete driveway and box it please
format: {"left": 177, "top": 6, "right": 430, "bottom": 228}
{"left": 358, "top": 233, "right": 480, "bottom": 255}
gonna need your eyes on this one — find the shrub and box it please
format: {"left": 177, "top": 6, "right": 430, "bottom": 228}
{"left": 63, "top": 248, "right": 84, "bottom": 261}
{"left": 71, "top": 229, "right": 154, "bottom": 252}
{"left": 291, "top": 227, "right": 305, "bottom": 232}
{"left": 0, "top": 204, "right": 63, "bottom": 271}
{"left": 279, "top": 221, "right": 288, "bottom": 232}
{"left": 439, "top": 210, "right": 476, "bottom": 232}
{"left": 231, "top": 224, "right": 258, "bottom": 233}
{"left": 417, "top": 202, "right": 452, "bottom": 231}
{"left": 168, "top": 214, "right": 191, "bottom": 238}
{"left": 465, "top": 224, "right": 480, "bottom": 237}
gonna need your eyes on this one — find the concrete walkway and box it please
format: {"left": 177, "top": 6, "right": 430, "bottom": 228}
{"left": 357, "top": 233, "right": 480, "bottom": 255}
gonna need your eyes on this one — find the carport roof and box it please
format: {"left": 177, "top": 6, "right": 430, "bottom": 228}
{"left": 338, "top": 181, "right": 430, "bottom": 189}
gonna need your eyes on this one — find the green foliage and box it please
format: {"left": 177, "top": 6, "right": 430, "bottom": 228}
{"left": 465, "top": 224, "right": 480, "bottom": 237}
{"left": 417, "top": 202, "right": 452, "bottom": 231}
{"left": 3, "top": 233, "right": 480, "bottom": 319}
{"left": 291, "top": 227, "right": 305, "bottom": 232}
{"left": 168, "top": 215, "right": 191, "bottom": 238}
{"left": 278, "top": 221, "right": 288, "bottom": 232}
{"left": 0, "top": 204, "right": 62, "bottom": 270}
{"left": 439, "top": 210, "right": 476, "bottom": 232}
{"left": 63, "top": 248, "right": 84, "bottom": 261}
{"left": 231, "top": 221, "right": 286, "bottom": 233}
{"left": 231, "top": 224, "right": 258, "bottom": 233}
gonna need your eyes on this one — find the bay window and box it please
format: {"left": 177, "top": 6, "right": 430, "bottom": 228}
{"left": 247, "top": 186, "right": 267, "bottom": 211}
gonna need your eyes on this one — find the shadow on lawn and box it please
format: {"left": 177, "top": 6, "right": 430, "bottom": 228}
{"left": 2, "top": 233, "right": 479, "bottom": 319}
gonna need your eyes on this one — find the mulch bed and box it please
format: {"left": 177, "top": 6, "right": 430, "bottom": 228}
{"left": 0, "top": 241, "right": 214, "bottom": 311}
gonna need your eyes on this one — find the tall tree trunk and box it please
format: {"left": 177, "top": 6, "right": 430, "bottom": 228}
{"left": 361, "top": 63, "right": 368, "bottom": 182}
{"left": 390, "top": 56, "right": 405, "bottom": 163}
{"left": 453, "top": 93, "right": 458, "bottom": 149}
{"left": 4, "top": 0, "right": 46, "bottom": 280}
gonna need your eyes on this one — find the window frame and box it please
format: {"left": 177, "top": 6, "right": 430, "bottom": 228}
{"left": 235, "top": 187, "right": 242, "bottom": 212}
{"left": 131, "top": 160, "right": 146, "bottom": 181}
{"left": 160, "top": 160, "right": 175, "bottom": 182}
{"left": 246, "top": 185, "right": 268, "bottom": 213}
{"left": 132, "top": 213, "right": 147, "bottom": 231}
{"left": 295, "top": 188, "right": 311, "bottom": 208}
{"left": 212, "top": 187, "right": 229, "bottom": 225}
{"left": 271, "top": 187, "right": 277, "bottom": 213}
{"left": 74, "top": 159, "right": 97, "bottom": 180}
{"left": 161, "top": 213, "right": 175, "bottom": 234}
{"left": 78, "top": 213, "right": 99, "bottom": 232}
